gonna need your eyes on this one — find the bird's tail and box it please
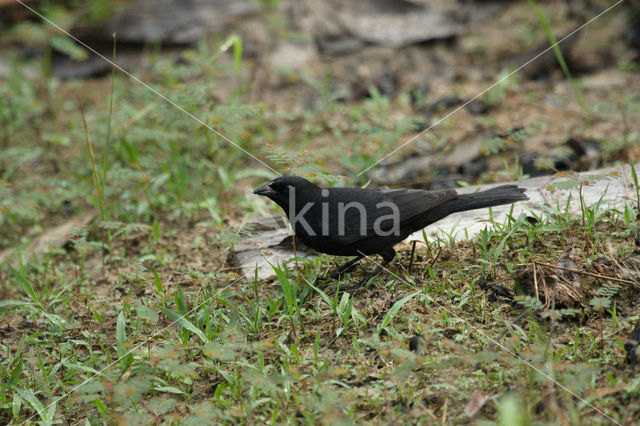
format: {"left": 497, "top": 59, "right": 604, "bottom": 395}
{"left": 411, "top": 185, "right": 527, "bottom": 230}
{"left": 450, "top": 185, "right": 528, "bottom": 212}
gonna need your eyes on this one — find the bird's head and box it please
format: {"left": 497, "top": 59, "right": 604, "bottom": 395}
{"left": 253, "top": 175, "right": 321, "bottom": 211}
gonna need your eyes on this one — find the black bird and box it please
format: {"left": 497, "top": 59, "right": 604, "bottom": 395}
{"left": 625, "top": 322, "right": 640, "bottom": 372}
{"left": 254, "top": 175, "right": 528, "bottom": 289}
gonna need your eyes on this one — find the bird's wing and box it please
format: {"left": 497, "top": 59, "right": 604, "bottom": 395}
{"left": 331, "top": 188, "right": 457, "bottom": 244}
{"left": 380, "top": 188, "right": 458, "bottom": 225}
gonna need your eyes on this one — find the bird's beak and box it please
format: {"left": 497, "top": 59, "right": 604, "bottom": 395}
{"left": 253, "top": 183, "right": 275, "bottom": 197}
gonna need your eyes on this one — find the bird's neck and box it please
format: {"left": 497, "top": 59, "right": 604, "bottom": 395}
{"left": 282, "top": 187, "right": 323, "bottom": 217}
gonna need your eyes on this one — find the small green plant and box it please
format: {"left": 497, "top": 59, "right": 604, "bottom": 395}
{"left": 378, "top": 291, "right": 421, "bottom": 335}
{"left": 590, "top": 282, "right": 622, "bottom": 359}
{"left": 116, "top": 310, "right": 134, "bottom": 374}
{"left": 480, "top": 128, "right": 529, "bottom": 156}
{"left": 484, "top": 68, "right": 518, "bottom": 106}
{"left": 158, "top": 287, "right": 209, "bottom": 344}
{"left": 5, "top": 265, "right": 66, "bottom": 329}
{"left": 527, "top": 0, "right": 586, "bottom": 115}
{"left": 631, "top": 163, "right": 640, "bottom": 212}
{"left": 547, "top": 172, "right": 617, "bottom": 254}
{"left": 306, "top": 270, "right": 367, "bottom": 338}
{"left": 272, "top": 262, "right": 308, "bottom": 337}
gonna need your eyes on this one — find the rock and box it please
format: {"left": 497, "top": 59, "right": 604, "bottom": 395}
{"left": 270, "top": 42, "right": 318, "bottom": 71}
{"left": 244, "top": 164, "right": 640, "bottom": 281}
{"left": 411, "top": 163, "right": 640, "bottom": 245}
{"left": 104, "top": 0, "right": 260, "bottom": 44}
{"left": 232, "top": 215, "right": 317, "bottom": 281}
{"left": 338, "top": 1, "right": 465, "bottom": 48}
{"left": 299, "top": 0, "right": 466, "bottom": 53}
{"left": 366, "top": 154, "right": 436, "bottom": 186}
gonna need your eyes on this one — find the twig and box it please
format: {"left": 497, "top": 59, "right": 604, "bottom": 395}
{"left": 487, "top": 309, "right": 530, "bottom": 352}
{"left": 533, "top": 262, "right": 540, "bottom": 301}
{"left": 326, "top": 332, "right": 340, "bottom": 348}
{"left": 540, "top": 263, "right": 550, "bottom": 309}
{"left": 535, "top": 261, "right": 637, "bottom": 286}
{"left": 427, "top": 245, "right": 442, "bottom": 271}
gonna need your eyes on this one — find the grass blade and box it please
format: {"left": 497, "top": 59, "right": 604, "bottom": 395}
{"left": 379, "top": 291, "right": 420, "bottom": 330}
{"left": 9, "top": 265, "right": 39, "bottom": 303}
{"left": 158, "top": 306, "right": 208, "bottom": 343}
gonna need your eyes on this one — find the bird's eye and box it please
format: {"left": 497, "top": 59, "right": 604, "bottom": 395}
{"left": 271, "top": 181, "right": 290, "bottom": 192}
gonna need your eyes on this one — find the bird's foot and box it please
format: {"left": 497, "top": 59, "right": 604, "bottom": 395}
{"left": 341, "top": 265, "right": 384, "bottom": 292}
{"left": 324, "top": 255, "right": 365, "bottom": 281}
{"left": 315, "top": 268, "right": 355, "bottom": 293}
{"left": 329, "top": 263, "right": 358, "bottom": 280}
{"left": 340, "top": 278, "right": 371, "bottom": 293}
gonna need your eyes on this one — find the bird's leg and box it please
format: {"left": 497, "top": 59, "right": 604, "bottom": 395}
{"left": 330, "top": 255, "right": 365, "bottom": 280}
{"left": 344, "top": 248, "right": 396, "bottom": 291}
{"left": 347, "top": 265, "right": 386, "bottom": 291}
{"left": 408, "top": 241, "right": 417, "bottom": 274}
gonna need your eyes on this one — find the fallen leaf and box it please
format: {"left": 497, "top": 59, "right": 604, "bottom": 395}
{"left": 464, "top": 389, "right": 498, "bottom": 417}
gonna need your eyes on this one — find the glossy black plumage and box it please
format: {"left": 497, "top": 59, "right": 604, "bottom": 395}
{"left": 254, "top": 175, "right": 528, "bottom": 288}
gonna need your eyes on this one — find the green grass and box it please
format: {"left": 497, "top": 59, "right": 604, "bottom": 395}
{"left": 4, "top": 152, "right": 640, "bottom": 423}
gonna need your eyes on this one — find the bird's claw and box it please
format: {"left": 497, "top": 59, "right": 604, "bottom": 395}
{"left": 330, "top": 264, "right": 357, "bottom": 280}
